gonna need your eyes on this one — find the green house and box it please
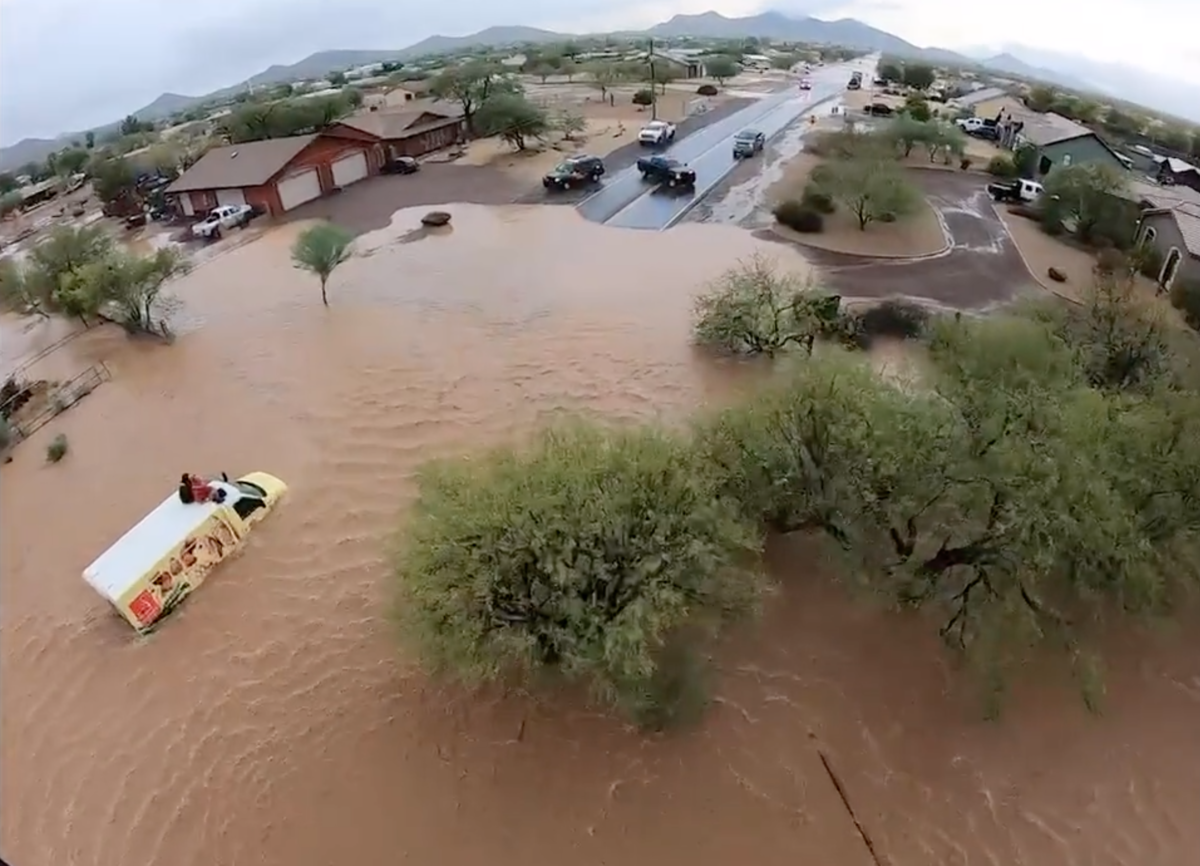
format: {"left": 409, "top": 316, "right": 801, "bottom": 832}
{"left": 999, "top": 111, "right": 1128, "bottom": 177}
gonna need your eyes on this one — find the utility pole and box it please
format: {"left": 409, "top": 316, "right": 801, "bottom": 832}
{"left": 648, "top": 37, "right": 658, "bottom": 121}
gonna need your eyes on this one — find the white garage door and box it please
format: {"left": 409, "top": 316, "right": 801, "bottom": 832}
{"left": 180, "top": 195, "right": 194, "bottom": 216}
{"left": 332, "top": 151, "right": 368, "bottom": 188}
{"left": 216, "top": 188, "right": 246, "bottom": 207}
{"left": 277, "top": 168, "right": 322, "bottom": 211}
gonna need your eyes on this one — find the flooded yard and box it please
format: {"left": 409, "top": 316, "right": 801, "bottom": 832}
{"left": 2, "top": 204, "right": 1198, "bottom": 866}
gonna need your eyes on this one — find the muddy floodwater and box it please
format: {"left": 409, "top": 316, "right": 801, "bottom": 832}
{"left": 3, "top": 205, "right": 1200, "bottom": 866}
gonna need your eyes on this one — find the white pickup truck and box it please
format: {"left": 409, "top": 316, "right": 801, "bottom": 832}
{"left": 638, "top": 120, "right": 677, "bottom": 147}
{"left": 191, "top": 204, "right": 253, "bottom": 240}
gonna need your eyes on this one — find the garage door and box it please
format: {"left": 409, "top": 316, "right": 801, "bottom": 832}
{"left": 216, "top": 188, "right": 246, "bottom": 207}
{"left": 277, "top": 168, "right": 322, "bottom": 212}
{"left": 180, "top": 195, "right": 194, "bottom": 216}
{"left": 332, "top": 151, "right": 368, "bottom": 188}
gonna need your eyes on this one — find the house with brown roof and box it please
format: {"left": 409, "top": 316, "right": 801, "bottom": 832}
{"left": 164, "top": 125, "right": 384, "bottom": 219}
{"left": 1136, "top": 204, "right": 1200, "bottom": 291}
{"left": 336, "top": 105, "right": 464, "bottom": 161}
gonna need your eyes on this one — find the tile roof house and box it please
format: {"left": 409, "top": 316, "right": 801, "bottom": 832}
{"left": 165, "top": 125, "right": 384, "bottom": 218}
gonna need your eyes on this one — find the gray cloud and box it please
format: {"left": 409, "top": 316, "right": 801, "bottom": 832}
{"left": 0, "top": 0, "right": 637, "bottom": 144}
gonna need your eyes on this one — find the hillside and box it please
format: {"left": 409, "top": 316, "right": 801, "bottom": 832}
{"left": 646, "top": 11, "right": 974, "bottom": 64}
{"left": 398, "top": 25, "right": 570, "bottom": 59}
{"left": 978, "top": 52, "right": 1094, "bottom": 93}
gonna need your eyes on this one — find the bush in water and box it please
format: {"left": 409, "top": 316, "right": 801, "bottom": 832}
{"left": 46, "top": 432, "right": 68, "bottom": 463}
{"left": 692, "top": 255, "right": 851, "bottom": 356}
{"left": 392, "top": 421, "right": 766, "bottom": 729}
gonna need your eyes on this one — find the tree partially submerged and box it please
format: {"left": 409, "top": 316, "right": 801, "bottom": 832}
{"left": 291, "top": 221, "right": 354, "bottom": 306}
{"left": 697, "top": 302, "right": 1200, "bottom": 713}
{"left": 392, "top": 422, "right": 766, "bottom": 728}
{"left": 692, "top": 255, "right": 851, "bottom": 356}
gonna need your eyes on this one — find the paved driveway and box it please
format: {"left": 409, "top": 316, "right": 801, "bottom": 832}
{"left": 788, "top": 170, "right": 1037, "bottom": 310}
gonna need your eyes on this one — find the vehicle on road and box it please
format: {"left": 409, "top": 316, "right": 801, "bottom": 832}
{"left": 957, "top": 116, "right": 1000, "bottom": 140}
{"left": 83, "top": 471, "right": 288, "bottom": 633}
{"left": 542, "top": 155, "right": 606, "bottom": 191}
{"left": 798, "top": 78, "right": 813, "bottom": 90}
{"left": 191, "top": 204, "right": 253, "bottom": 241}
{"left": 638, "top": 120, "right": 677, "bottom": 147}
{"left": 847, "top": 71, "right": 863, "bottom": 90}
{"left": 733, "top": 129, "right": 766, "bottom": 158}
{"left": 987, "top": 178, "right": 1044, "bottom": 203}
{"left": 637, "top": 155, "right": 696, "bottom": 188}
{"left": 380, "top": 156, "right": 419, "bottom": 175}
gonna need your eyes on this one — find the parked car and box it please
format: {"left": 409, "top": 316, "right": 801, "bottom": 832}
{"left": 637, "top": 155, "right": 696, "bottom": 188}
{"left": 987, "top": 178, "right": 1044, "bottom": 203}
{"left": 542, "top": 155, "right": 606, "bottom": 191}
{"left": 865, "top": 103, "right": 894, "bottom": 117}
{"left": 191, "top": 204, "right": 253, "bottom": 241}
{"left": 380, "top": 156, "right": 419, "bottom": 175}
{"left": 957, "top": 117, "right": 999, "bottom": 140}
{"left": 733, "top": 129, "right": 766, "bottom": 158}
{"left": 798, "top": 78, "right": 813, "bottom": 90}
{"left": 638, "top": 120, "right": 677, "bottom": 147}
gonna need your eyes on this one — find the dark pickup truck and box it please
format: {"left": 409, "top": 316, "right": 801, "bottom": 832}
{"left": 636, "top": 155, "right": 696, "bottom": 188}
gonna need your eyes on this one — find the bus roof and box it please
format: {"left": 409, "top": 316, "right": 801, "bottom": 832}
{"left": 82, "top": 487, "right": 230, "bottom": 602}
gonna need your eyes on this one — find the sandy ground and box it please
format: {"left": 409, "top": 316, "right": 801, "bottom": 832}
{"left": 994, "top": 204, "right": 1162, "bottom": 303}
{"left": 765, "top": 151, "right": 948, "bottom": 258}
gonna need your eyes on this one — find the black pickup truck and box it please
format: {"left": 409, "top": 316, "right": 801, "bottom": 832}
{"left": 636, "top": 155, "right": 696, "bottom": 188}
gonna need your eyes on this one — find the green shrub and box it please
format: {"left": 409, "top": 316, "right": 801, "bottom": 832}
{"left": 986, "top": 155, "right": 1017, "bottom": 177}
{"left": 0, "top": 416, "right": 12, "bottom": 451}
{"left": 46, "top": 433, "right": 68, "bottom": 463}
{"left": 852, "top": 299, "right": 931, "bottom": 347}
{"left": 392, "top": 421, "right": 766, "bottom": 728}
{"left": 1132, "top": 243, "right": 1164, "bottom": 280}
{"left": 773, "top": 200, "right": 823, "bottom": 233}
{"left": 800, "top": 184, "right": 836, "bottom": 214}
{"left": 1170, "top": 279, "right": 1200, "bottom": 328}
{"left": 696, "top": 83, "right": 718, "bottom": 96}
{"left": 960, "top": 157, "right": 972, "bottom": 170}
{"left": 632, "top": 89, "right": 654, "bottom": 107}
{"left": 693, "top": 255, "right": 847, "bottom": 355}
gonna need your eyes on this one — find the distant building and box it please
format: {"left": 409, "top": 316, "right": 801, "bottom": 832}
{"left": 1154, "top": 155, "right": 1200, "bottom": 193}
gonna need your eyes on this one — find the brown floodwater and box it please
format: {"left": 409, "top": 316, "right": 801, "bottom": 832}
{"left": 2, "top": 205, "right": 1199, "bottom": 866}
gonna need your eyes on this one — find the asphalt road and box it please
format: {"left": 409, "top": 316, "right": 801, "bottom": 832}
{"left": 578, "top": 62, "right": 867, "bottom": 231}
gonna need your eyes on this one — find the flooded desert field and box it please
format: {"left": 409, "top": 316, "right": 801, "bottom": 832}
{"left": 3, "top": 205, "right": 1199, "bottom": 866}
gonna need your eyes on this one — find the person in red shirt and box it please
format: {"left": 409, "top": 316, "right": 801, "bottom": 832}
{"left": 178, "top": 473, "right": 215, "bottom": 504}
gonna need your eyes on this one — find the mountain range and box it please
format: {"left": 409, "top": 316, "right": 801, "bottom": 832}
{"left": 3, "top": 11, "right": 1196, "bottom": 172}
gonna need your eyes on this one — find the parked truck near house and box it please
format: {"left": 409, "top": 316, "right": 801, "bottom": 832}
{"left": 191, "top": 204, "right": 253, "bottom": 240}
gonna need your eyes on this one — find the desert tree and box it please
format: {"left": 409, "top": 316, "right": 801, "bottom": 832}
{"left": 475, "top": 93, "right": 549, "bottom": 151}
{"left": 704, "top": 55, "right": 740, "bottom": 85}
{"left": 291, "top": 221, "right": 354, "bottom": 306}
{"left": 584, "top": 62, "right": 624, "bottom": 99}
{"left": 429, "top": 61, "right": 518, "bottom": 134}
{"left": 812, "top": 157, "right": 922, "bottom": 230}
{"left": 692, "top": 254, "right": 851, "bottom": 356}
{"left": 901, "top": 63, "right": 935, "bottom": 90}
{"left": 392, "top": 421, "right": 766, "bottom": 728}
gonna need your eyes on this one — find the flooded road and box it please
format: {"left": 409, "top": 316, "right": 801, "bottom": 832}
{"left": 3, "top": 204, "right": 1199, "bottom": 866}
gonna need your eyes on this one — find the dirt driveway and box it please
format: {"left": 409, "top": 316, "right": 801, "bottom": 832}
{"left": 779, "top": 170, "right": 1036, "bottom": 310}
{"left": 282, "top": 164, "right": 527, "bottom": 236}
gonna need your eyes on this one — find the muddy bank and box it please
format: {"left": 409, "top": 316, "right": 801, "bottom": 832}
{"left": 2, "top": 204, "right": 1198, "bottom": 866}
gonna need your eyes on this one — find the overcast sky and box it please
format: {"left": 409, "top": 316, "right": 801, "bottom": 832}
{"left": 2, "top": 0, "right": 1197, "bottom": 145}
